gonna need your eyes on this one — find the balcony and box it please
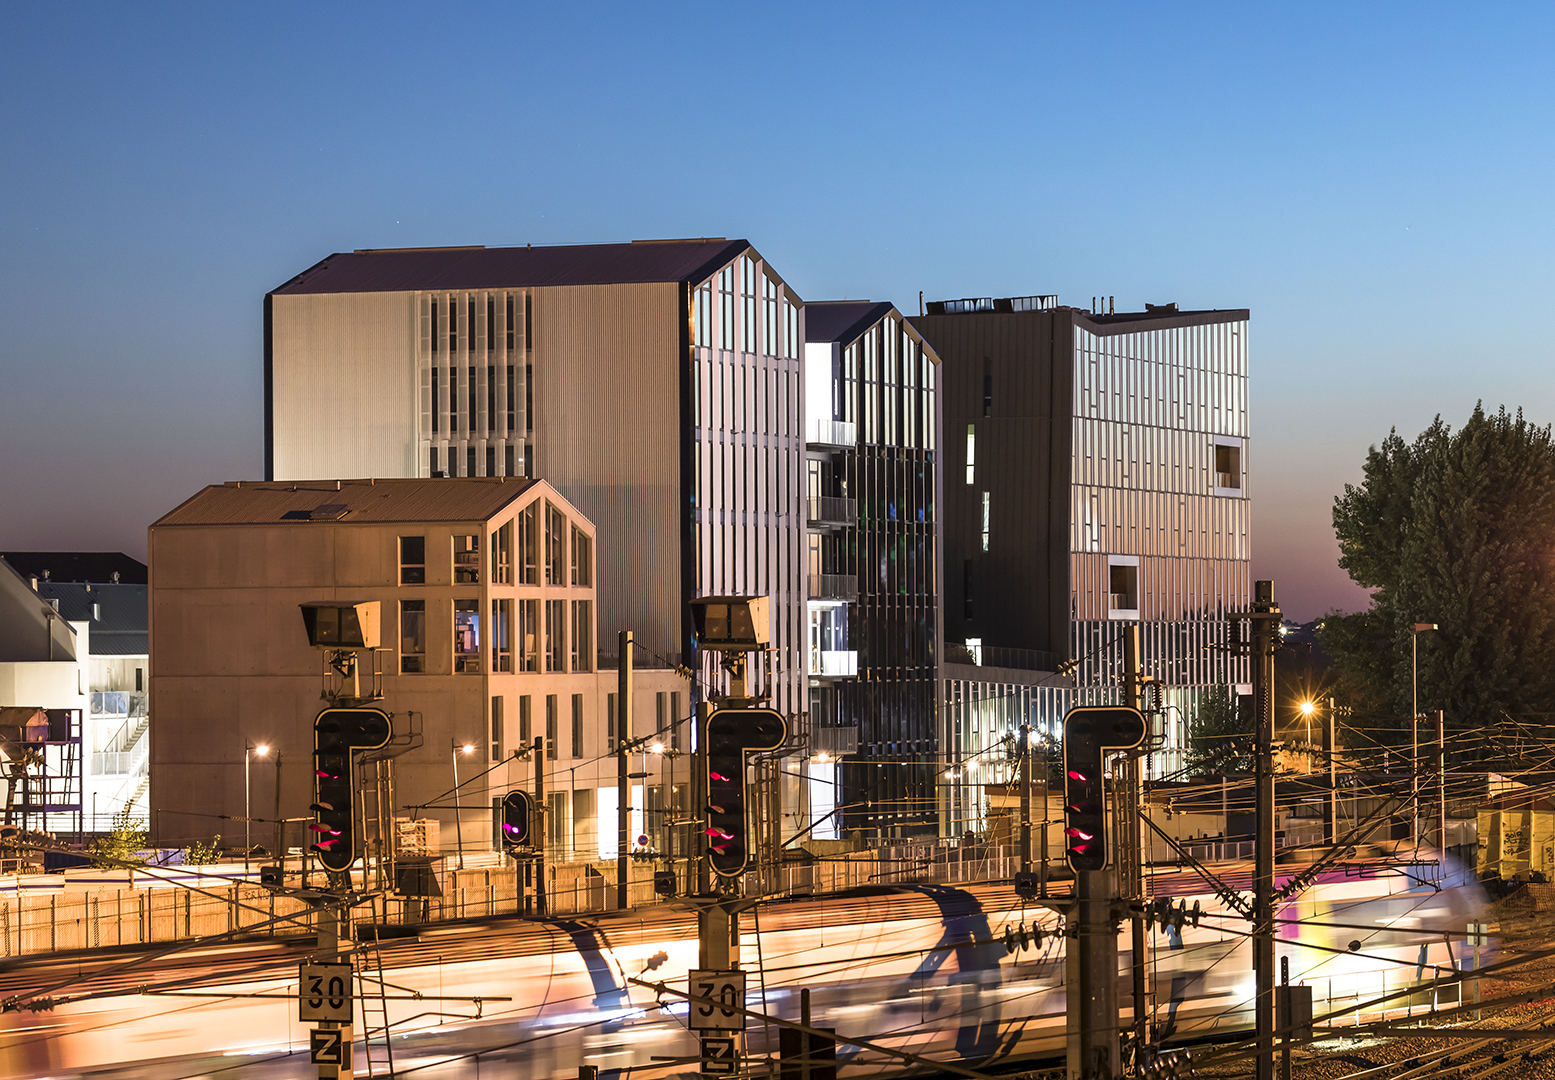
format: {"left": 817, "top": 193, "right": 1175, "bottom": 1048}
{"left": 807, "top": 573, "right": 858, "bottom": 602}
{"left": 806, "top": 496, "right": 857, "bottom": 530}
{"left": 809, "top": 650, "right": 858, "bottom": 678}
{"left": 808, "top": 419, "right": 857, "bottom": 449}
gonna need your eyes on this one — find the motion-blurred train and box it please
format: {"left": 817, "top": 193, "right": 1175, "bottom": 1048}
{"left": 0, "top": 853, "right": 1491, "bottom": 1078}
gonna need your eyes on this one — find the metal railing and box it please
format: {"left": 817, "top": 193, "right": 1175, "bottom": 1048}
{"left": 809, "top": 650, "right": 858, "bottom": 678}
{"left": 808, "top": 420, "right": 857, "bottom": 448}
{"left": 806, "top": 573, "right": 858, "bottom": 602}
{"left": 806, "top": 496, "right": 857, "bottom": 527}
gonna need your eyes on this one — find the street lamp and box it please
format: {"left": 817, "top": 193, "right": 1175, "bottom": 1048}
{"left": 452, "top": 740, "right": 474, "bottom": 870}
{"left": 244, "top": 742, "right": 269, "bottom": 874}
{"left": 1298, "top": 701, "right": 1316, "bottom": 774}
{"left": 1411, "top": 623, "right": 1438, "bottom": 849}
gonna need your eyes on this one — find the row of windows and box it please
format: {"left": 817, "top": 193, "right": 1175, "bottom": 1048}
{"left": 691, "top": 257, "right": 799, "bottom": 360}
{"left": 489, "top": 689, "right": 687, "bottom": 768}
{"left": 428, "top": 441, "right": 530, "bottom": 480}
{"left": 1073, "top": 485, "right": 1251, "bottom": 562}
{"left": 423, "top": 291, "right": 533, "bottom": 357}
{"left": 836, "top": 319, "right": 937, "bottom": 451}
{"left": 1071, "top": 419, "right": 1245, "bottom": 497}
{"left": 396, "top": 503, "right": 591, "bottom": 588}
{"left": 398, "top": 597, "right": 592, "bottom": 675}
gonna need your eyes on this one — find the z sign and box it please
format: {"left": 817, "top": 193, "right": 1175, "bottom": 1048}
{"left": 299, "top": 961, "right": 353, "bottom": 1023}
{"left": 688, "top": 969, "right": 746, "bottom": 1031}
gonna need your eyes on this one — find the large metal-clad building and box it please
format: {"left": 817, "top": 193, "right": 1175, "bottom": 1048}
{"left": 912, "top": 298, "right": 1252, "bottom": 834}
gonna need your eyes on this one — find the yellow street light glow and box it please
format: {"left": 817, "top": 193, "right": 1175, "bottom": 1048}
{"left": 254, "top": 744, "right": 269, "bottom": 757}
{"left": 461, "top": 743, "right": 475, "bottom": 755}
{"left": 649, "top": 741, "right": 665, "bottom": 754}
{"left": 1298, "top": 701, "right": 1315, "bottom": 717}
{"left": 815, "top": 751, "right": 830, "bottom": 763}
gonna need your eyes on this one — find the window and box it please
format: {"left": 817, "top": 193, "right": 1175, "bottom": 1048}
{"left": 1215, "top": 441, "right": 1243, "bottom": 492}
{"left": 494, "top": 521, "right": 513, "bottom": 584}
{"left": 399, "top": 536, "right": 425, "bottom": 585}
{"left": 431, "top": 367, "right": 440, "bottom": 433}
{"left": 545, "top": 694, "right": 557, "bottom": 759}
{"left": 468, "top": 297, "right": 476, "bottom": 353}
{"left": 491, "top": 696, "right": 503, "bottom": 762}
{"left": 448, "top": 296, "right": 457, "bottom": 353}
{"left": 655, "top": 691, "right": 666, "bottom": 743}
{"left": 549, "top": 790, "right": 568, "bottom": 850}
{"left": 607, "top": 692, "right": 619, "bottom": 751}
{"left": 519, "top": 694, "right": 532, "bottom": 746}
{"left": 449, "top": 365, "right": 458, "bottom": 433}
{"left": 1108, "top": 558, "right": 1140, "bottom": 617}
{"left": 546, "top": 599, "right": 566, "bottom": 672}
{"left": 571, "top": 599, "right": 592, "bottom": 672}
{"left": 741, "top": 257, "right": 757, "bottom": 354}
{"left": 785, "top": 298, "right": 797, "bottom": 360}
{"left": 518, "top": 599, "right": 538, "bottom": 672}
{"left": 981, "top": 491, "right": 990, "bottom": 552}
{"left": 571, "top": 694, "right": 584, "bottom": 758}
{"left": 507, "top": 364, "right": 516, "bottom": 432}
{"left": 571, "top": 525, "right": 592, "bottom": 587}
{"left": 517, "top": 503, "right": 537, "bottom": 584}
{"left": 135, "top": 667, "right": 143, "bottom": 692}
{"left": 506, "top": 294, "right": 515, "bottom": 352}
{"left": 671, "top": 691, "right": 682, "bottom": 750}
{"left": 429, "top": 446, "right": 439, "bottom": 477}
{"left": 492, "top": 599, "right": 512, "bottom": 672}
{"left": 487, "top": 297, "right": 496, "bottom": 354}
{"left": 694, "top": 281, "right": 712, "bottom": 347}
{"left": 467, "top": 446, "right": 476, "bottom": 480}
{"left": 983, "top": 357, "right": 993, "bottom": 417}
{"left": 468, "top": 366, "right": 477, "bottom": 435}
{"left": 454, "top": 600, "right": 481, "bottom": 673}
{"left": 763, "top": 276, "right": 778, "bottom": 356}
{"left": 719, "top": 266, "right": 734, "bottom": 350}
{"left": 487, "top": 445, "right": 496, "bottom": 477}
{"left": 965, "top": 424, "right": 975, "bottom": 485}
{"left": 545, "top": 502, "right": 566, "bottom": 585}
{"left": 400, "top": 600, "right": 426, "bottom": 673}
{"left": 431, "top": 301, "right": 439, "bottom": 353}
{"left": 506, "top": 444, "right": 516, "bottom": 476}
{"left": 454, "top": 535, "right": 480, "bottom": 584}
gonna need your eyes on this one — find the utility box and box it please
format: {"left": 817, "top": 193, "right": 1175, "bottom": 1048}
{"left": 691, "top": 596, "right": 770, "bottom": 650}
{"left": 1276, "top": 984, "right": 1313, "bottom": 1042}
{"left": 299, "top": 601, "right": 381, "bottom": 650}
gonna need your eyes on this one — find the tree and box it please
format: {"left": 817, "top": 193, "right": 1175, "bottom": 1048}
{"left": 1184, "top": 684, "right": 1253, "bottom": 775}
{"left": 88, "top": 808, "right": 148, "bottom": 869}
{"left": 1326, "top": 404, "right": 1555, "bottom": 755}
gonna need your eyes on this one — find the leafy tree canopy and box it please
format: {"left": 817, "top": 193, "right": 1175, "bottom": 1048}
{"left": 1324, "top": 404, "right": 1555, "bottom": 754}
{"left": 1185, "top": 684, "right": 1253, "bottom": 775}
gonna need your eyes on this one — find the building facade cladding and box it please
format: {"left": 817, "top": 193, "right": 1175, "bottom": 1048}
{"left": 940, "top": 670, "right": 1068, "bottom": 838}
{"left": 416, "top": 289, "right": 534, "bottom": 481}
{"left": 1067, "top": 316, "right": 1251, "bottom": 778}
{"left": 688, "top": 254, "right": 806, "bottom": 720}
{"left": 803, "top": 305, "right": 941, "bottom": 839}
{"left": 147, "top": 478, "right": 685, "bottom": 862}
{"left": 915, "top": 304, "right": 1251, "bottom": 835}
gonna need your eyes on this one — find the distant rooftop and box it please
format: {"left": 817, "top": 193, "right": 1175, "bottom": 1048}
{"left": 804, "top": 301, "right": 896, "bottom": 347}
{"left": 924, "top": 295, "right": 1060, "bottom": 316}
{"left": 35, "top": 582, "right": 147, "bottom": 656}
{"left": 270, "top": 238, "right": 755, "bottom": 296}
{"left": 1, "top": 552, "right": 148, "bottom": 585}
{"left": 154, "top": 477, "right": 547, "bottom": 528}
{"left": 920, "top": 295, "right": 1249, "bottom": 326}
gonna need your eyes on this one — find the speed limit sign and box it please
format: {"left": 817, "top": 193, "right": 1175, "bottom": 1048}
{"left": 299, "top": 961, "right": 353, "bottom": 1023}
{"left": 688, "top": 969, "right": 746, "bottom": 1031}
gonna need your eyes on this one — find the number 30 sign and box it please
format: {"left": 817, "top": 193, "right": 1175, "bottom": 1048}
{"left": 688, "top": 969, "right": 746, "bottom": 1031}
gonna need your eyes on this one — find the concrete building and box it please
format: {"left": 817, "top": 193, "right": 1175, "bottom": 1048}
{"left": 912, "top": 297, "right": 1251, "bottom": 835}
{"left": 263, "top": 240, "right": 808, "bottom": 730}
{"left": 0, "top": 558, "right": 88, "bottom": 837}
{"left": 7, "top": 553, "right": 152, "bottom": 831}
{"left": 148, "top": 477, "right": 685, "bottom": 864}
{"left": 800, "top": 302, "right": 943, "bottom": 839}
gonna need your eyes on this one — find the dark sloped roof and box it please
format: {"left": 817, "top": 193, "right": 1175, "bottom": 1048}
{"left": 1, "top": 552, "right": 148, "bottom": 585}
{"left": 152, "top": 477, "right": 542, "bottom": 528}
{"left": 271, "top": 239, "right": 751, "bottom": 296}
{"left": 804, "top": 301, "right": 895, "bottom": 347}
{"left": 35, "top": 583, "right": 147, "bottom": 656}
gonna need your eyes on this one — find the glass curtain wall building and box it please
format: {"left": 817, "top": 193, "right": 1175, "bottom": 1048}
{"left": 914, "top": 299, "right": 1251, "bottom": 837}
{"left": 802, "top": 302, "right": 941, "bottom": 840}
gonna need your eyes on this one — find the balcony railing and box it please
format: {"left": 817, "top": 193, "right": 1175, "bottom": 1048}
{"left": 943, "top": 644, "right": 1060, "bottom": 672}
{"left": 806, "top": 496, "right": 857, "bottom": 528}
{"left": 1108, "top": 593, "right": 1136, "bottom": 612}
{"left": 808, "top": 419, "right": 857, "bottom": 448}
{"left": 809, "top": 650, "right": 858, "bottom": 678}
{"left": 807, "top": 573, "right": 858, "bottom": 602}
{"left": 1216, "top": 471, "right": 1239, "bottom": 489}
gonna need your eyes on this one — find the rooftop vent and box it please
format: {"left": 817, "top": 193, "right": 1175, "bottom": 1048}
{"left": 1145, "top": 302, "right": 1179, "bottom": 314}
{"left": 281, "top": 504, "right": 350, "bottom": 522}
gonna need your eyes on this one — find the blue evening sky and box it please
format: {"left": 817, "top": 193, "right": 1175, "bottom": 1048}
{"left": 3, "top": 2, "right": 1552, "bottom": 620}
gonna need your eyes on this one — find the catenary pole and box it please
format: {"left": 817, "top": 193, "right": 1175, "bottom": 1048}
{"left": 1251, "top": 580, "right": 1281, "bottom": 1080}
{"left": 617, "top": 630, "right": 633, "bottom": 911}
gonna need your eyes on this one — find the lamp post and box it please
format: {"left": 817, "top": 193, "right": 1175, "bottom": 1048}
{"left": 452, "top": 739, "right": 474, "bottom": 870}
{"left": 244, "top": 742, "right": 268, "bottom": 875}
{"left": 1411, "top": 623, "right": 1438, "bottom": 850}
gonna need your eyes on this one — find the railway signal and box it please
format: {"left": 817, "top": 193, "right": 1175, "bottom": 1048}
{"left": 499, "top": 790, "right": 533, "bottom": 851}
{"left": 1061, "top": 706, "right": 1146, "bottom": 872}
{"left": 310, "top": 707, "right": 391, "bottom": 873}
{"left": 704, "top": 707, "right": 786, "bottom": 877}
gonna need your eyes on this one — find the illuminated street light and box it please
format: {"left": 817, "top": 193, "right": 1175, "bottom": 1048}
{"left": 649, "top": 741, "right": 664, "bottom": 755}
{"left": 452, "top": 739, "right": 475, "bottom": 870}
